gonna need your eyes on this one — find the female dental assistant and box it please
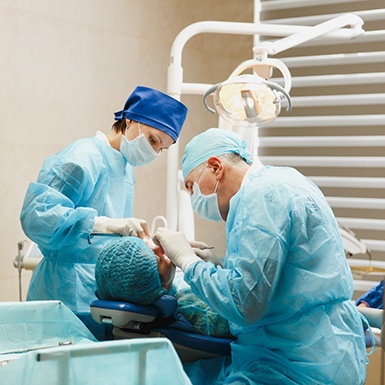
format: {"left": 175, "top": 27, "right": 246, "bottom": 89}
{"left": 153, "top": 128, "right": 367, "bottom": 385}
{"left": 20, "top": 86, "right": 188, "bottom": 339}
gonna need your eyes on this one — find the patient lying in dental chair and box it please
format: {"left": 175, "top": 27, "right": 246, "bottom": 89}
{"left": 95, "top": 237, "right": 232, "bottom": 338}
{"left": 356, "top": 280, "right": 383, "bottom": 309}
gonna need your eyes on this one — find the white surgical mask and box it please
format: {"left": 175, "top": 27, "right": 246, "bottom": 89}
{"left": 120, "top": 123, "right": 159, "bottom": 166}
{"left": 191, "top": 166, "right": 222, "bottom": 222}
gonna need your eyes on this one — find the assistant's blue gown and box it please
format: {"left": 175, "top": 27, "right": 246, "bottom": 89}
{"left": 184, "top": 165, "right": 367, "bottom": 385}
{"left": 20, "top": 134, "right": 134, "bottom": 339}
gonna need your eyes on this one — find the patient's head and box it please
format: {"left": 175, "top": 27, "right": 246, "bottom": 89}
{"left": 95, "top": 237, "right": 176, "bottom": 305}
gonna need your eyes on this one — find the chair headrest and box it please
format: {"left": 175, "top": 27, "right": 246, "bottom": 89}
{"left": 152, "top": 295, "right": 178, "bottom": 318}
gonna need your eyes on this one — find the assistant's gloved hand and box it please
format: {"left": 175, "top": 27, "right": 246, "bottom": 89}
{"left": 93, "top": 216, "right": 150, "bottom": 238}
{"left": 189, "top": 240, "right": 224, "bottom": 267}
{"left": 152, "top": 227, "right": 200, "bottom": 271}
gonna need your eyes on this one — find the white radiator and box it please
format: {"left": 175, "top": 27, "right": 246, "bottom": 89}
{"left": 259, "top": 0, "right": 385, "bottom": 295}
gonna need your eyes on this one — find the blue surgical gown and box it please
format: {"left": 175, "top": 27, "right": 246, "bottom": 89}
{"left": 20, "top": 135, "right": 134, "bottom": 337}
{"left": 184, "top": 166, "right": 366, "bottom": 385}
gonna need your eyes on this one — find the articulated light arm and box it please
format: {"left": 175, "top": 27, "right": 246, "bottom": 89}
{"left": 258, "top": 13, "right": 364, "bottom": 56}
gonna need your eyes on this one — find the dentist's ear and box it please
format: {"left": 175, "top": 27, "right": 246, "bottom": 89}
{"left": 207, "top": 156, "right": 224, "bottom": 178}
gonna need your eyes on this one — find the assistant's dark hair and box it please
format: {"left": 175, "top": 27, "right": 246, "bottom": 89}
{"left": 111, "top": 119, "right": 128, "bottom": 134}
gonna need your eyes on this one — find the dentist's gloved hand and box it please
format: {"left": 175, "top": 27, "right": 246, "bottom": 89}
{"left": 152, "top": 227, "right": 200, "bottom": 271}
{"left": 93, "top": 216, "right": 150, "bottom": 238}
{"left": 189, "top": 240, "right": 224, "bottom": 267}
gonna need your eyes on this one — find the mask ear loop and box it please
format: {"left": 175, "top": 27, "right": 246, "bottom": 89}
{"left": 196, "top": 164, "right": 209, "bottom": 186}
{"left": 213, "top": 179, "right": 219, "bottom": 194}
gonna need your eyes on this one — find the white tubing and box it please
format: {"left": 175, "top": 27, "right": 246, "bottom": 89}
{"left": 150, "top": 216, "right": 168, "bottom": 235}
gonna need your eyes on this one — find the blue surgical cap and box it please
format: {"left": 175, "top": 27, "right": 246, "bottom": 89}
{"left": 182, "top": 128, "right": 253, "bottom": 179}
{"left": 114, "top": 86, "right": 188, "bottom": 142}
{"left": 95, "top": 237, "right": 166, "bottom": 305}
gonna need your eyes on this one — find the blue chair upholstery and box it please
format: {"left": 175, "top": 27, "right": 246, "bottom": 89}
{"left": 90, "top": 295, "right": 234, "bottom": 360}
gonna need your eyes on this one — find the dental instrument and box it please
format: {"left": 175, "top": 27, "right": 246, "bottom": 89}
{"left": 198, "top": 246, "right": 214, "bottom": 250}
{"left": 88, "top": 232, "right": 123, "bottom": 244}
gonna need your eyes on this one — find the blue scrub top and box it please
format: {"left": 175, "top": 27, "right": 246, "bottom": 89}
{"left": 20, "top": 136, "right": 135, "bottom": 317}
{"left": 184, "top": 166, "right": 367, "bottom": 385}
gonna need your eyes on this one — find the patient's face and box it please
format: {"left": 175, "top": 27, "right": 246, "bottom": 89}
{"left": 155, "top": 252, "right": 175, "bottom": 292}
{"left": 144, "top": 237, "right": 175, "bottom": 292}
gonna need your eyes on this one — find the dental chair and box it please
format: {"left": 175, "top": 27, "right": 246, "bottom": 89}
{"left": 90, "top": 294, "right": 235, "bottom": 363}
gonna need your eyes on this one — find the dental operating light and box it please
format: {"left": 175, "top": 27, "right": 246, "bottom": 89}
{"left": 201, "top": 13, "right": 364, "bottom": 127}
{"left": 203, "top": 57, "right": 292, "bottom": 127}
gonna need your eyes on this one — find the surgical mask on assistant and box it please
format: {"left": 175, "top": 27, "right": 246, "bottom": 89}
{"left": 120, "top": 122, "right": 159, "bottom": 166}
{"left": 191, "top": 166, "right": 222, "bottom": 222}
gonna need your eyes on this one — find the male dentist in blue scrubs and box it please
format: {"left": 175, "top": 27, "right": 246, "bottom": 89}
{"left": 153, "top": 128, "right": 367, "bottom": 385}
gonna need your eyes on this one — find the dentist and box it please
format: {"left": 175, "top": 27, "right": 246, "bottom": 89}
{"left": 153, "top": 128, "right": 367, "bottom": 385}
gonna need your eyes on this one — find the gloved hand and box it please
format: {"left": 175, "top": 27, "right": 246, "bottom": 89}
{"left": 93, "top": 216, "right": 150, "bottom": 238}
{"left": 152, "top": 227, "right": 200, "bottom": 271}
{"left": 189, "top": 240, "right": 224, "bottom": 267}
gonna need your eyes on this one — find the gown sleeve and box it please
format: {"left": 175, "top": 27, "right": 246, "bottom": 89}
{"left": 20, "top": 156, "right": 99, "bottom": 251}
{"left": 185, "top": 183, "right": 291, "bottom": 326}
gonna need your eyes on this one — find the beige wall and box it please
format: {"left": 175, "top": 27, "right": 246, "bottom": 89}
{"left": 0, "top": 1, "right": 253, "bottom": 301}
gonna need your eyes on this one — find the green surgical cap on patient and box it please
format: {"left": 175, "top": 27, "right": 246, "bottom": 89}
{"left": 182, "top": 128, "right": 253, "bottom": 179}
{"left": 95, "top": 237, "right": 166, "bottom": 305}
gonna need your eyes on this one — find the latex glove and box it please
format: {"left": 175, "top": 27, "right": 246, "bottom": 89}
{"left": 93, "top": 216, "right": 150, "bottom": 238}
{"left": 152, "top": 227, "right": 199, "bottom": 271}
{"left": 143, "top": 236, "right": 165, "bottom": 259}
{"left": 189, "top": 240, "right": 224, "bottom": 267}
